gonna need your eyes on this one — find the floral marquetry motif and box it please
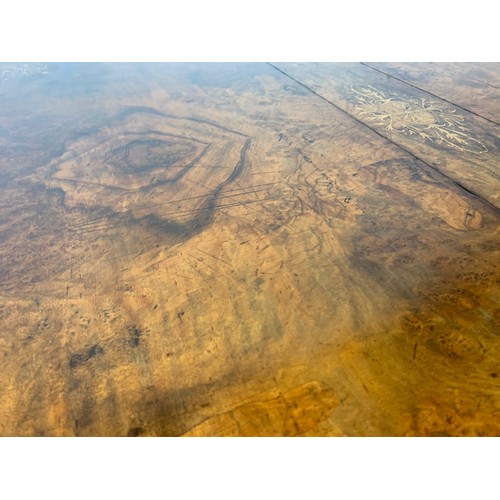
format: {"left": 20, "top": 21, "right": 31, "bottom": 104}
{"left": 350, "top": 85, "right": 489, "bottom": 154}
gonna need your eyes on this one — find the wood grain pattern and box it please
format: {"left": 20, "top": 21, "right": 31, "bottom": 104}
{"left": 272, "top": 62, "right": 500, "bottom": 208}
{"left": 0, "top": 63, "right": 499, "bottom": 436}
{"left": 365, "top": 62, "right": 500, "bottom": 124}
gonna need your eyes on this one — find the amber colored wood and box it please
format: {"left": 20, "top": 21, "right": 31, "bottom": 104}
{"left": 0, "top": 63, "right": 498, "bottom": 436}
{"left": 367, "top": 62, "right": 500, "bottom": 124}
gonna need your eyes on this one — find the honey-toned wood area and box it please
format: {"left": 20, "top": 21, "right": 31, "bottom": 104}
{"left": 0, "top": 63, "right": 499, "bottom": 436}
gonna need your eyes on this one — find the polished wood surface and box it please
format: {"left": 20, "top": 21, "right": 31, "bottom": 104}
{"left": 0, "top": 63, "right": 498, "bottom": 436}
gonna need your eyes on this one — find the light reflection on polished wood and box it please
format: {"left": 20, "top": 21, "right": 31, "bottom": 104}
{"left": 0, "top": 63, "right": 499, "bottom": 436}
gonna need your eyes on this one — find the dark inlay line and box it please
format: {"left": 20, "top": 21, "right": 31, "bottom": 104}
{"left": 360, "top": 62, "right": 500, "bottom": 128}
{"left": 267, "top": 62, "right": 500, "bottom": 213}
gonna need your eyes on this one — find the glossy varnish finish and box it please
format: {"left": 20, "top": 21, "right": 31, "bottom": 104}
{"left": 0, "top": 63, "right": 499, "bottom": 436}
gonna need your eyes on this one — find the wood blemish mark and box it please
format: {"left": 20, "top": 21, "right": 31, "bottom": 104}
{"left": 69, "top": 344, "right": 104, "bottom": 369}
